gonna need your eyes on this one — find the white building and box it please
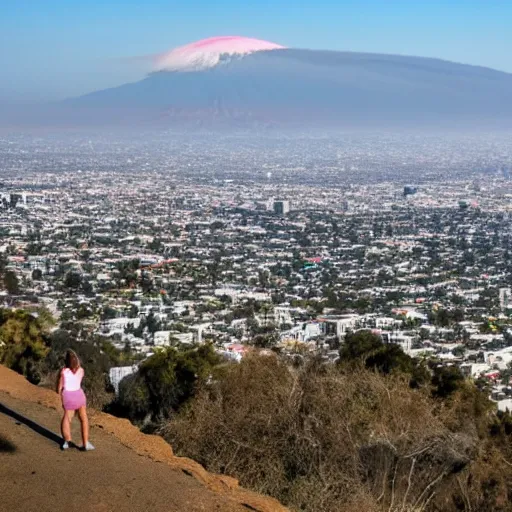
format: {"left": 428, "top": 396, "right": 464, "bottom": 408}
{"left": 154, "top": 330, "right": 172, "bottom": 346}
{"left": 283, "top": 322, "right": 323, "bottom": 343}
{"left": 500, "top": 288, "right": 512, "bottom": 311}
{"left": 381, "top": 331, "right": 413, "bottom": 354}
{"left": 102, "top": 317, "right": 140, "bottom": 337}
{"left": 320, "top": 315, "right": 361, "bottom": 341}
{"left": 109, "top": 365, "right": 139, "bottom": 395}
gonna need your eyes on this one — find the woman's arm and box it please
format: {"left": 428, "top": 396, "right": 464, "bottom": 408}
{"left": 57, "top": 369, "right": 64, "bottom": 394}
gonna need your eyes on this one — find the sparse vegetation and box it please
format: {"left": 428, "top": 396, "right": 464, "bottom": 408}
{"left": 160, "top": 353, "right": 512, "bottom": 512}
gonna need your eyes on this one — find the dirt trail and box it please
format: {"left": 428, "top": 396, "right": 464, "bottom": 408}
{"left": 0, "top": 391, "right": 246, "bottom": 512}
{"left": 0, "top": 365, "right": 287, "bottom": 512}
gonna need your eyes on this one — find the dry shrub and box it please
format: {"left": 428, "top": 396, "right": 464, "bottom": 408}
{"left": 161, "top": 355, "right": 496, "bottom": 512}
{"left": 454, "top": 447, "right": 511, "bottom": 512}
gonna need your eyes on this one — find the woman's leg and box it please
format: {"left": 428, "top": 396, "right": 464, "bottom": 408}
{"left": 61, "top": 410, "right": 73, "bottom": 442}
{"left": 77, "top": 406, "right": 89, "bottom": 447}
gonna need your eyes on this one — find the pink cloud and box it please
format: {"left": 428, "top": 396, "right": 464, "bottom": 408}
{"left": 154, "top": 36, "right": 285, "bottom": 72}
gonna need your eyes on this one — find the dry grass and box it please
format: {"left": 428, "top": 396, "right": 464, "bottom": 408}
{"left": 161, "top": 355, "right": 500, "bottom": 511}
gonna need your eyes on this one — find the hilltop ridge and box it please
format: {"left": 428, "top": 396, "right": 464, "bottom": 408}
{"left": 0, "top": 365, "right": 287, "bottom": 512}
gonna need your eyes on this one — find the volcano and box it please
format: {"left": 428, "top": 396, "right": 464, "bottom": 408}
{"left": 56, "top": 36, "right": 512, "bottom": 130}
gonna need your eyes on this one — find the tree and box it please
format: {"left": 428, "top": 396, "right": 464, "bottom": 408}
{"left": 82, "top": 279, "right": 93, "bottom": 295}
{"left": 0, "top": 309, "right": 50, "bottom": 383}
{"left": 340, "top": 329, "right": 429, "bottom": 387}
{"left": 117, "top": 372, "right": 150, "bottom": 421}
{"left": 253, "top": 331, "right": 279, "bottom": 348}
{"left": 340, "top": 330, "right": 383, "bottom": 361}
{"left": 25, "top": 242, "right": 42, "bottom": 256}
{"left": 101, "top": 306, "right": 118, "bottom": 321}
{"left": 32, "top": 268, "right": 43, "bottom": 281}
{"left": 365, "top": 343, "right": 414, "bottom": 375}
{"left": 145, "top": 311, "right": 160, "bottom": 334}
{"left": 4, "top": 271, "right": 19, "bottom": 295}
{"left": 431, "top": 366, "right": 464, "bottom": 398}
{"left": 117, "top": 344, "right": 220, "bottom": 422}
{"left": 80, "top": 250, "right": 91, "bottom": 261}
{"left": 0, "top": 253, "right": 7, "bottom": 275}
{"left": 128, "top": 304, "right": 139, "bottom": 319}
{"left": 64, "top": 270, "right": 82, "bottom": 289}
{"left": 140, "top": 270, "right": 153, "bottom": 294}
{"left": 452, "top": 345, "right": 466, "bottom": 358}
{"left": 210, "top": 221, "right": 224, "bottom": 231}
{"left": 148, "top": 238, "right": 163, "bottom": 252}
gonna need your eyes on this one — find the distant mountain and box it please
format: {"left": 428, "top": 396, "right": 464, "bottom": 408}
{"left": 34, "top": 38, "right": 512, "bottom": 130}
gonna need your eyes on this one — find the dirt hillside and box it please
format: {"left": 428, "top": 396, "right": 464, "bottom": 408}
{"left": 0, "top": 365, "right": 287, "bottom": 512}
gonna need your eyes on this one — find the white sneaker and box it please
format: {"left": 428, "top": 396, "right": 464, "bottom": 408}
{"left": 61, "top": 441, "right": 69, "bottom": 450}
{"left": 83, "top": 441, "right": 95, "bottom": 451}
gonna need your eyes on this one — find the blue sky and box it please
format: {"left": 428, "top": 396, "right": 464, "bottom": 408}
{"left": 1, "top": 0, "right": 511, "bottom": 102}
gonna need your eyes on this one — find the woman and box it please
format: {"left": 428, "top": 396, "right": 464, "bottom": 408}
{"left": 57, "top": 350, "right": 95, "bottom": 451}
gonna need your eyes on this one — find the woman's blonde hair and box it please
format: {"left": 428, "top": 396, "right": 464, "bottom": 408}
{"left": 65, "top": 350, "right": 80, "bottom": 372}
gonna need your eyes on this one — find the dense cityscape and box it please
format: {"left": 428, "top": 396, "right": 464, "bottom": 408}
{"left": 4, "top": 1, "right": 512, "bottom": 510}
{"left": 2, "top": 132, "right": 512, "bottom": 407}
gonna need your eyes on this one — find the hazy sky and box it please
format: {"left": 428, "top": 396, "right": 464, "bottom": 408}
{"left": 1, "top": 0, "right": 511, "bottom": 103}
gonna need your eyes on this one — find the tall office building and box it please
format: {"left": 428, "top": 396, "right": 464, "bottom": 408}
{"left": 273, "top": 200, "right": 290, "bottom": 215}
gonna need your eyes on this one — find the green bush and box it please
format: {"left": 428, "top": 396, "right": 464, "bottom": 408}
{"left": 339, "top": 329, "right": 430, "bottom": 388}
{"left": 117, "top": 344, "right": 220, "bottom": 423}
{"left": 0, "top": 309, "right": 50, "bottom": 384}
{"left": 340, "top": 329, "right": 383, "bottom": 360}
{"left": 431, "top": 365, "right": 465, "bottom": 398}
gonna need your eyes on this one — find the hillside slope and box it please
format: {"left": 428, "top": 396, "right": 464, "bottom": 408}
{"left": 0, "top": 365, "right": 287, "bottom": 512}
